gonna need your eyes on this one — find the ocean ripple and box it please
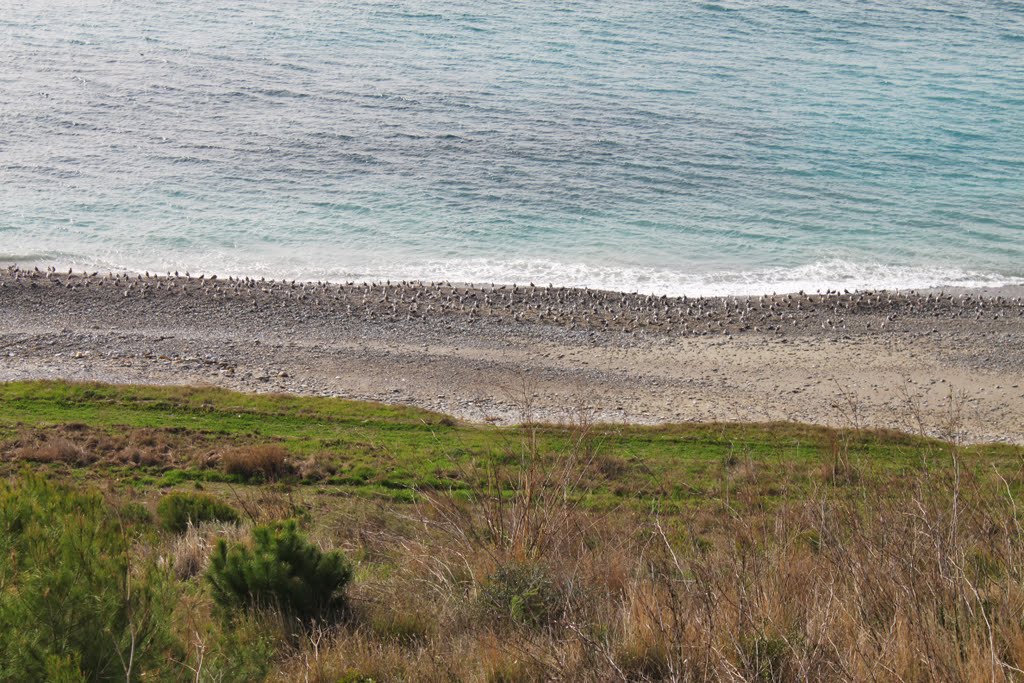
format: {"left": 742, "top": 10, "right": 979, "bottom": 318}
{"left": 0, "top": 0, "right": 1021, "bottom": 295}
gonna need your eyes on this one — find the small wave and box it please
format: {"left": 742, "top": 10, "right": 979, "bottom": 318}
{"left": 345, "top": 258, "right": 1024, "bottom": 297}
{"left": 700, "top": 3, "right": 736, "bottom": 12}
{"left": 0, "top": 250, "right": 67, "bottom": 263}
{"left": 26, "top": 252, "right": 1023, "bottom": 298}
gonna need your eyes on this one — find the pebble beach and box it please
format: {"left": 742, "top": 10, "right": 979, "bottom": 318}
{"left": 2, "top": 266, "right": 1022, "bottom": 443}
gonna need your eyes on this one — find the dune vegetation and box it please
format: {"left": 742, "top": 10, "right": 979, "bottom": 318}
{"left": 1, "top": 380, "right": 1023, "bottom": 682}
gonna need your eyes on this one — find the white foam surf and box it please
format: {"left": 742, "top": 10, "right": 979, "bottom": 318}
{"left": 6, "top": 251, "right": 1023, "bottom": 298}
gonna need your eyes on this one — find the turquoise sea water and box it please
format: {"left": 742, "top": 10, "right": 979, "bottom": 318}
{"left": 1, "top": 0, "right": 1022, "bottom": 296}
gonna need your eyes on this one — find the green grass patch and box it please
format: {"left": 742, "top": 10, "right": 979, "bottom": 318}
{"left": 1, "top": 380, "right": 1021, "bottom": 507}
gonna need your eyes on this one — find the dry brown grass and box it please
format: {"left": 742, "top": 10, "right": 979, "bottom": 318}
{"left": 167, "top": 521, "right": 249, "bottom": 581}
{"left": 1, "top": 424, "right": 306, "bottom": 477}
{"left": 13, "top": 435, "right": 95, "bottom": 465}
{"left": 295, "top": 451, "right": 343, "bottom": 481}
{"left": 2, "top": 424, "right": 223, "bottom": 468}
{"left": 216, "top": 421, "right": 1024, "bottom": 683}
{"left": 221, "top": 444, "right": 292, "bottom": 481}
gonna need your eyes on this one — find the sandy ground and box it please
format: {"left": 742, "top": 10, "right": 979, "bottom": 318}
{"left": 1, "top": 267, "right": 1022, "bottom": 443}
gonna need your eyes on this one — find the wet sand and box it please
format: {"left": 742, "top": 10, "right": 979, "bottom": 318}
{"left": 2, "top": 266, "right": 1023, "bottom": 443}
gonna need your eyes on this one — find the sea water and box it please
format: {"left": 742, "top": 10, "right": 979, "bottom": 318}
{"left": 1, "top": 0, "right": 1022, "bottom": 296}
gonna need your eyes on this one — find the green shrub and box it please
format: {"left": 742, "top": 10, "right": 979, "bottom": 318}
{"left": 157, "top": 492, "right": 240, "bottom": 533}
{"left": 478, "top": 562, "right": 564, "bottom": 630}
{"left": 0, "top": 476, "right": 179, "bottom": 681}
{"left": 118, "top": 500, "right": 154, "bottom": 526}
{"left": 740, "top": 634, "right": 792, "bottom": 682}
{"left": 206, "top": 519, "right": 353, "bottom": 625}
{"left": 192, "top": 614, "right": 278, "bottom": 683}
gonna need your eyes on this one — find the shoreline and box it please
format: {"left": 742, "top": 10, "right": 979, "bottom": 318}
{"left": 4, "top": 259, "right": 1023, "bottom": 301}
{"left": 2, "top": 266, "right": 1023, "bottom": 443}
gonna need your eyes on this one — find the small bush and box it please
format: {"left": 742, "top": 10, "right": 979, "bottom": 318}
{"left": 221, "top": 445, "right": 291, "bottom": 481}
{"left": 206, "top": 519, "right": 353, "bottom": 625}
{"left": 478, "top": 562, "right": 564, "bottom": 630}
{"left": 740, "top": 634, "right": 792, "bottom": 682}
{"left": 118, "top": 500, "right": 154, "bottom": 526}
{"left": 157, "top": 492, "right": 240, "bottom": 534}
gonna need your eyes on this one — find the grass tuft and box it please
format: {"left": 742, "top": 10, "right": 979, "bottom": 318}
{"left": 221, "top": 445, "right": 292, "bottom": 481}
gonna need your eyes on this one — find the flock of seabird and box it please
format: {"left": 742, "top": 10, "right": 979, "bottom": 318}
{"left": 3, "top": 265, "right": 1022, "bottom": 337}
